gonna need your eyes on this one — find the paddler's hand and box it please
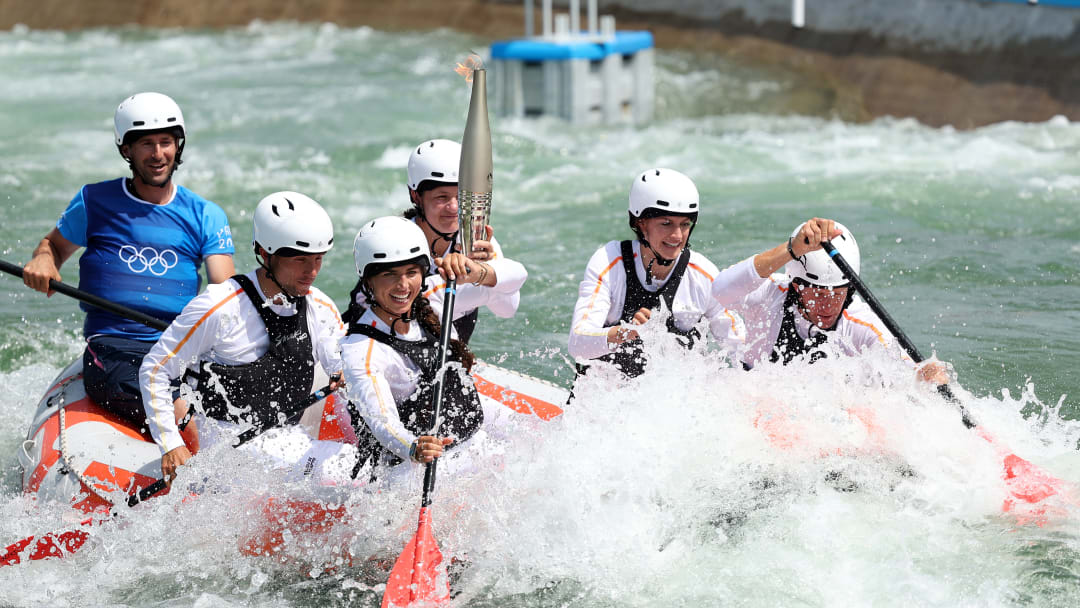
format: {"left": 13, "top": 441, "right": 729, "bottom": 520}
{"left": 791, "top": 218, "right": 843, "bottom": 257}
{"left": 434, "top": 252, "right": 495, "bottom": 286}
{"left": 23, "top": 254, "right": 62, "bottom": 296}
{"left": 916, "top": 359, "right": 952, "bottom": 386}
{"left": 467, "top": 225, "right": 495, "bottom": 262}
{"left": 161, "top": 446, "right": 192, "bottom": 486}
{"left": 328, "top": 371, "right": 346, "bottom": 392}
{"left": 606, "top": 307, "right": 651, "bottom": 345}
{"left": 410, "top": 436, "right": 454, "bottom": 464}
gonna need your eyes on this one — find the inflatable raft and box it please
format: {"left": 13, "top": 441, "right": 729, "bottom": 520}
{"left": 18, "top": 358, "right": 568, "bottom": 515}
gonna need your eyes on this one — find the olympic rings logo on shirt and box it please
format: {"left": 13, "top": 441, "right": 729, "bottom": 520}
{"left": 118, "top": 245, "right": 179, "bottom": 276}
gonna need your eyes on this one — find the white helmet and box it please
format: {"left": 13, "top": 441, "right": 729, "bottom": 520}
{"left": 353, "top": 216, "right": 431, "bottom": 277}
{"left": 786, "top": 221, "right": 860, "bottom": 287}
{"left": 253, "top": 191, "right": 334, "bottom": 255}
{"left": 114, "top": 92, "right": 186, "bottom": 148}
{"left": 407, "top": 139, "right": 461, "bottom": 191}
{"left": 628, "top": 168, "right": 700, "bottom": 219}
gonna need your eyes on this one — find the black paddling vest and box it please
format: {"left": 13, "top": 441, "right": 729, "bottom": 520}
{"left": 583, "top": 240, "right": 700, "bottom": 379}
{"left": 346, "top": 322, "right": 483, "bottom": 471}
{"left": 769, "top": 287, "right": 829, "bottom": 365}
{"left": 183, "top": 274, "right": 315, "bottom": 432}
{"left": 452, "top": 309, "right": 480, "bottom": 345}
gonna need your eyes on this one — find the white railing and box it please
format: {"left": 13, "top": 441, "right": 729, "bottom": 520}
{"left": 525, "top": 0, "right": 608, "bottom": 40}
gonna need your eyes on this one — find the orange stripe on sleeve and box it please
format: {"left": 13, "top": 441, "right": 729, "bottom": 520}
{"left": 151, "top": 287, "right": 243, "bottom": 375}
{"left": 313, "top": 296, "right": 343, "bottom": 329}
{"left": 843, "top": 310, "right": 887, "bottom": 344}
{"left": 576, "top": 256, "right": 623, "bottom": 330}
{"left": 363, "top": 337, "right": 410, "bottom": 448}
{"left": 147, "top": 287, "right": 244, "bottom": 443}
{"left": 687, "top": 262, "right": 714, "bottom": 282}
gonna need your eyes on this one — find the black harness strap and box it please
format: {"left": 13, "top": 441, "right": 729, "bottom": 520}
{"left": 579, "top": 240, "right": 698, "bottom": 379}
{"left": 452, "top": 308, "right": 480, "bottom": 345}
{"left": 769, "top": 287, "right": 829, "bottom": 365}
{"left": 345, "top": 322, "right": 483, "bottom": 476}
{"left": 183, "top": 274, "right": 315, "bottom": 433}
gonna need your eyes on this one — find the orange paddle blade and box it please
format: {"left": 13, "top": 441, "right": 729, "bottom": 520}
{"left": 381, "top": 507, "right": 450, "bottom": 608}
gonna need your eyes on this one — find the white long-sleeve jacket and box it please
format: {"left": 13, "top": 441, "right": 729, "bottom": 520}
{"left": 350, "top": 227, "right": 527, "bottom": 320}
{"left": 569, "top": 240, "right": 745, "bottom": 361}
{"left": 340, "top": 294, "right": 474, "bottom": 463}
{"left": 710, "top": 257, "right": 897, "bottom": 366}
{"left": 139, "top": 271, "right": 344, "bottom": 453}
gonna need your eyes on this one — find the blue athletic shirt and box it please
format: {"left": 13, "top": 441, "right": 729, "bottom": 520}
{"left": 57, "top": 178, "right": 234, "bottom": 341}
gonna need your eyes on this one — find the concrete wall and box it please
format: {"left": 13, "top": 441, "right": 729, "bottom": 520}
{"left": 2, "top": 0, "right": 1078, "bottom": 127}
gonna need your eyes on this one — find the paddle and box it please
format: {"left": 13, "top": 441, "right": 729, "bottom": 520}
{"left": 822, "top": 240, "right": 1071, "bottom": 512}
{"left": 382, "top": 279, "right": 457, "bottom": 608}
{"left": 0, "top": 258, "right": 169, "bottom": 331}
{"left": 1, "top": 383, "right": 335, "bottom": 568}
{"left": 819, "top": 242, "right": 974, "bottom": 427}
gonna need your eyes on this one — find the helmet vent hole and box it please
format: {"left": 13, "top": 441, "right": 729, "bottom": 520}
{"left": 373, "top": 253, "right": 387, "bottom": 259}
{"left": 806, "top": 272, "right": 819, "bottom": 280}
{"left": 295, "top": 240, "right": 310, "bottom": 247}
{"left": 132, "top": 120, "right": 145, "bottom": 126}
{"left": 431, "top": 172, "right": 444, "bottom": 178}
{"left": 655, "top": 200, "right": 670, "bottom": 207}
{"left": 409, "top": 246, "right": 421, "bottom": 253}
{"left": 689, "top": 203, "right": 698, "bottom": 209}
{"left": 167, "top": 117, "right": 177, "bottom": 123}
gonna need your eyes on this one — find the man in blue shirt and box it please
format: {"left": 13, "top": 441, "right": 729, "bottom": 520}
{"left": 23, "top": 92, "right": 235, "bottom": 427}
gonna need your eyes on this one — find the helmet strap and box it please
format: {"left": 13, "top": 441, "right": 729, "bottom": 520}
{"left": 639, "top": 238, "right": 675, "bottom": 286}
{"left": 419, "top": 215, "right": 459, "bottom": 257}
{"left": 256, "top": 249, "right": 302, "bottom": 304}
{"left": 360, "top": 278, "right": 418, "bottom": 336}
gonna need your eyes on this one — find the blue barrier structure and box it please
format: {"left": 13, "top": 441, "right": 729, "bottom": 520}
{"left": 490, "top": 2, "right": 655, "bottom": 125}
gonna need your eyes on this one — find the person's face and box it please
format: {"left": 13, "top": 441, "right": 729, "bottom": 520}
{"left": 368, "top": 263, "right": 424, "bottom": 317}
{"left": 415, "top": 185, "right": 459, "bottom": 234}
{"left": 795, "top": 283, "right": 849, "bottom": 329}
{"left": 122, "top": 132, "right": 178, "bottom": 187}
{"left": 270, "top": 253, "right": 324, "bottom": 297}
{"left": 638, "top": 215, "right": 694, "bottom": 259}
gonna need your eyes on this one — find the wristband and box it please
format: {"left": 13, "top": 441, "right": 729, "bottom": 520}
{"left": 409, "top": 440, "right": 420, "bottom": 463}
{"left": 787, "top": 236, "right": 798, "bottom": 260}
{"left": 472, "top": 264, "right": 488, "bottom": 286}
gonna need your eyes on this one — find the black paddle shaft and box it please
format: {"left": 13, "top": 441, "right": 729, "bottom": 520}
{"left": 820, "top": 243, "right": 923, "bottom": 363}
{"left": 821, "top": 241, "right": 973, "bottom": 428}
{"left": 0, "top": 258, "right": 169, "bottom": 331}
{"left": 421, "top": 278, "right": 458, "bottom": 508}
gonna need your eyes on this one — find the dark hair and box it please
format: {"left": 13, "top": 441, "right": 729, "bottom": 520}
{"left": 628, "top": 210, "right": 698, "bottom": 241}
{"left": 342, "top": 270, "right": 474, "bottom": 374}
{"left": 122, "top": 127, "right": 186, "bottom": 168}
{"left": 414, "top": 294, "right": 475, "bottom": 372}
{"left": 405, "top": 180, "right": 457, "bottom": 220}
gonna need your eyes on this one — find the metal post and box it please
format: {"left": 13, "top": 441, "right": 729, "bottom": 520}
{"left": 600, "top": 14, "right": 615, "bottom": 40}
{"left": 555, "top": 13, "right": 569, "bottom": 40}
{"left": 588, "top": 0, "right": 598, "bottom": 35}
{"left": 542, "top": 0, "right": 553, "bottom": 38}
{"left": 570, "top": 0, "right": 580, "bottom": 35}
{"left": 792, "top": 0, "right": 805, "bottom": 28}
{"left": 525, "top": 0, "right": 534, "bottom": 37}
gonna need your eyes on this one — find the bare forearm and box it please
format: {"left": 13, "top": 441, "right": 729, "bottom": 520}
{"left": 753, "top": 242, "right": 794, "bottom": 278}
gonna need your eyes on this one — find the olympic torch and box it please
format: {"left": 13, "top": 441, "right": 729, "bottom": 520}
{"left": 458, "top": 66, "right": 492, "bottom": 257}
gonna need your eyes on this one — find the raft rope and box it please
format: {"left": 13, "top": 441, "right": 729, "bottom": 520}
{"left": 55, "top": 377, "right": 116, "bottom": 508}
